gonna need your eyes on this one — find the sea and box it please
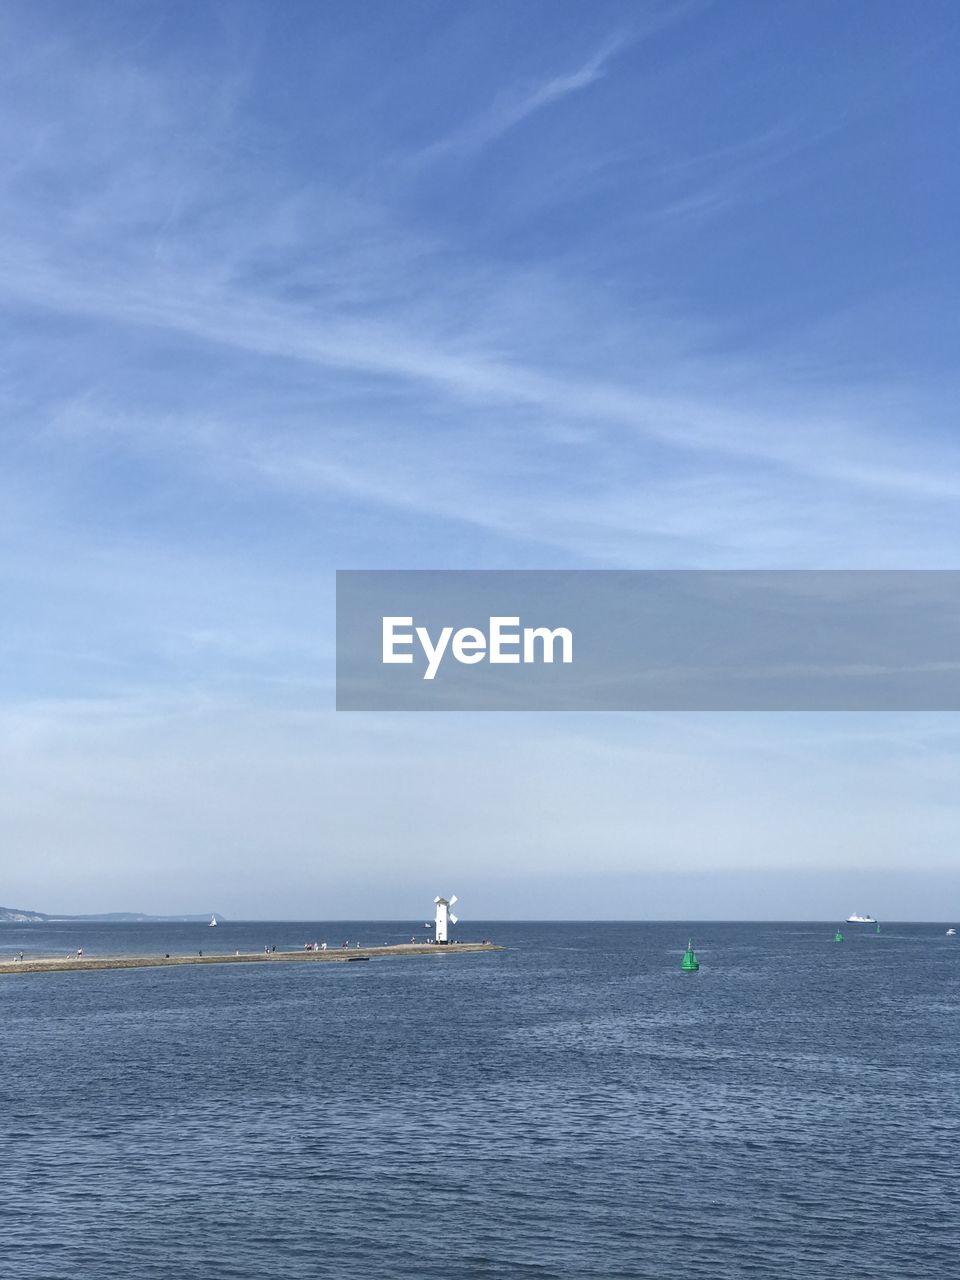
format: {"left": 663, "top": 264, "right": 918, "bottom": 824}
{"left": 1, "top": 920, "right": 958, "bottom": 1279}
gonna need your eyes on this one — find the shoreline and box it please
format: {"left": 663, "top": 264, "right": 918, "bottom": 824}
{"left": 0, "top": 941, "right": 503, "bottom": 977}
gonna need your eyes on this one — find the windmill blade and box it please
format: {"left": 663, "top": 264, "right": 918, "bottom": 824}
{"left": 449, "top": 913, "right": 458, "bottom": 925}
{"left": 449, "top": 895, "right": 458, "bottom": 907}
{"left": 433, "top": 896, "right": 442, "bottom": 904}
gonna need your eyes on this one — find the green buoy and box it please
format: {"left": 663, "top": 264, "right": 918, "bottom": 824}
{"left": 834, "top": 929, "right": 844, "bottom": 943}
{"left": 876, "top": 923, "right": 881, "bottom": 933}
{"left": 681, "top": 939, "right": 700, "bottom": 972}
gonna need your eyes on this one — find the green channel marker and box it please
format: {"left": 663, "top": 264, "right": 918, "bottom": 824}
{"left": 681, "top": 939, "right": 700, "bottom": 971}
{"left": 834, "top": 929, "right": 844, "bottom": 943}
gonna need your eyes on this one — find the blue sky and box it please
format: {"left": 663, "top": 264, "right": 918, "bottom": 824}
{"left": 1, "top": 1, "right": 959, "bottom": 917}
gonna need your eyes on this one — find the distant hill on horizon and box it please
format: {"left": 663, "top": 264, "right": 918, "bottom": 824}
{"left": 0, "top": 905, "right": 219, "bottom": 924}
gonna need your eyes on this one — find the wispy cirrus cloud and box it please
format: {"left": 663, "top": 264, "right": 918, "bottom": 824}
{"left": 4, "top": 240, "right": 959, "bottom": 513}
{"left": 412, "top": 34, "right": 628, "bottom": 164}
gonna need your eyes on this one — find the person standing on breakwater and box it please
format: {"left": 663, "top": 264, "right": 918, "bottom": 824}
{"left": 76, "top": 947, "right": 83, "bottom": 959}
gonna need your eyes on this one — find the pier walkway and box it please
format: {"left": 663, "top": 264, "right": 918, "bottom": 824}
{"left": 0, "top": 940, "right": 502, "bottom": 976}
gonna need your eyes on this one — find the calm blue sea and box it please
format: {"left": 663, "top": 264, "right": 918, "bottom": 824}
{"left": 2, "top": 920, "right": 958, "bottom": 1279}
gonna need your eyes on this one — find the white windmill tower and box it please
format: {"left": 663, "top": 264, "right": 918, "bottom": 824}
{"left": 433, "top": 895, "right": 458, "bottom": 944}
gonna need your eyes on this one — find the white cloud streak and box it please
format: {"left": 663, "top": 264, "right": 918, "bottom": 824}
{"left": 413, "top": 35, "right": 626, "bottom": 164}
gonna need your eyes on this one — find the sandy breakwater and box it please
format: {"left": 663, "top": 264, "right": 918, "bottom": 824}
{"left": 0, "top": 941, "right": 503, "bottom": 976}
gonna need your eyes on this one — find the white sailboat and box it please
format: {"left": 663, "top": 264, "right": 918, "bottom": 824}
{"left": 209, "top": 914, "right": 218, "bottom": 927}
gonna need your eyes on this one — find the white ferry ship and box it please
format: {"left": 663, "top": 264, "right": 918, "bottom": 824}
{"left": 846, "top": 912, "right": 877, "bottom": 924}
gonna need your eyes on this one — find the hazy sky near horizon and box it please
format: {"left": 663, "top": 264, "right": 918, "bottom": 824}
{"left": 2, "top": 1, "right": 959, "bottom": 918}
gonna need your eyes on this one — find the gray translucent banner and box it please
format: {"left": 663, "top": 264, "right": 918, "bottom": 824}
{"left": 336, "top": 570, "right": 960, "bottom": 711}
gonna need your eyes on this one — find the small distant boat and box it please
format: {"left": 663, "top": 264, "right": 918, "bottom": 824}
{"left": 947, "top": 928, "right": 957, "bottom": 936}
{"left": 209, "top": 915, "right": 218, "bottom": 927}
{"left": 846, "top": 912, "right": 877, "bottom": 924}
